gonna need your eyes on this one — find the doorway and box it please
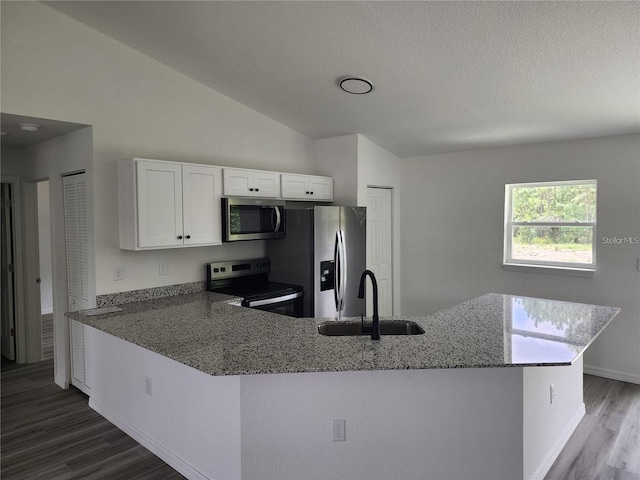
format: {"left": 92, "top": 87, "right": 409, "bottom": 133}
{"left": 366, "top": 186, "right": 394, "bottom": 316}
{"left": 1, "top": 183, "right": 17, "bottom": 363}
{"left": 37, "top": 181, "right": 54, "bottom": 360}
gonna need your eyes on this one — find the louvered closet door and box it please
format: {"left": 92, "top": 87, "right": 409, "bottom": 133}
{"left": 63, "top": 173, "right": 90, "bottom": 312}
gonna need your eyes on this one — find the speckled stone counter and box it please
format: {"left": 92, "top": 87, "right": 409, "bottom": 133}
{"left": 67, "top": 292, "right": 619, "bottom": 376}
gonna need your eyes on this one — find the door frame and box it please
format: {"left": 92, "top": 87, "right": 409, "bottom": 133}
{"left": 1, "top": 176, "right": 27, "bottom": 363}
{"left": 23, "top": 178, "right": 45, "bottom": 362}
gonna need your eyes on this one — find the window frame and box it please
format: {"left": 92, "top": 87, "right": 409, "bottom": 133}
{"left": 503, "top": 179, "right": 597, "bottom": 274}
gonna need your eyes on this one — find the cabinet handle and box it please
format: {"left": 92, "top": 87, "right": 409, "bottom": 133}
{"left": 178, "top": 235, "right": 183, "bottom": 240}
{"left": 305, "top": 191, "right": 310, "bottom": 195}
{"left": 310, "top": 191, "right": 314, "bottom": 195}
{"left": 185, "top": 235, "right": 191, "bottom": 239}
{"left": 255, "top": 188, "right": 259, "bottom": 192}
{"left": 249, "top": 188, "right": 254, "bottom": 191}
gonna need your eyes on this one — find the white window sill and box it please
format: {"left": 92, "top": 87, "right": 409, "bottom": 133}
{"left": 502, "top": 262, "right": 596, "bottom": 278}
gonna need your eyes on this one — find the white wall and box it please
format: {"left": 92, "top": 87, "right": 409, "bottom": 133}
{"left": 315, "top": 134, "right": 359, "bottom": 205}
{"left": 357, "top": 135, "right": 402, "bottom": 316}
{"left": 401, "top": 134, "right": 640, "bottom": 383}
{"left": 1, "top": 1, "right": 316, "bottom": 296}
{"left": 315, "top": 134, "right": 403, "bottom": 315}
{"left": 37, "top": 181, "right": 53, "bottom": 314}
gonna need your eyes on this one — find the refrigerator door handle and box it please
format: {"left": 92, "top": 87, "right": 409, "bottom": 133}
{"left": 339, "top": 230, "right": 347, "bottom": 311}
{"left": 333, "top": 230, "right": 347, "bottom": 312}
{"left": 334, "top": 231, "right": 341, "bottom": 310}
{"left": 273, "top": 205, "right": 282, "bottom": 233}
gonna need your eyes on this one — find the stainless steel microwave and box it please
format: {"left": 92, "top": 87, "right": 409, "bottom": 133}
{"left": 222, "top": 197, "right": 285, "bottom": 242}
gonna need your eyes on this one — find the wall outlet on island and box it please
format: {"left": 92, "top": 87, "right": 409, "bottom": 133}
{"left": 145, "top": 376, "right": 152, "bottom": 396}
{"left": 550, "top": 384, "right": 555, "bottom": 404}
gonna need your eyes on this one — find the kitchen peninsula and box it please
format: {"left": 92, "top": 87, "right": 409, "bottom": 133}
{"left": 68, "top": 293, "right": 619, "bottom": 480}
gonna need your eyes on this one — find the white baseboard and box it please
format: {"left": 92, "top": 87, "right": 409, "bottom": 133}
{"left": 89, "top": 398, "right": 210, "bottom": 480}
{"left": 584, "top": 364, "right": 640, "bottom": 385}
{"left": 530, "top": 403, "right": 586, "bottom": 480}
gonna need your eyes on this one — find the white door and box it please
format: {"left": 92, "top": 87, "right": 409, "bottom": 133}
{"left": 182, "top": 164, "right": 222, "bottom": 246}
{"left": 367, "top": 187, "right": 393, "bottom": 316}
{"left": 63, "top": 173, "right": 91, "bottom": 312}
{"left": 1, "top": 183, "right": 16, "bottom": 360}
{"left": 136, "top": 160, "right": 184, "bottom": 248}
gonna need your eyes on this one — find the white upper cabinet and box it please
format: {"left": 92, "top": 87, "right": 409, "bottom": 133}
{"left": 281, "top": 174, "right": 333, "bottom": 201}
{"left": 182, "top": 164, "right": 223, "bottom": 246}
{"left": 223, "top": 168, "right": 280, "bottom": 198}
{"left": 119, "top": 158, "right": 222, "bottom": 250}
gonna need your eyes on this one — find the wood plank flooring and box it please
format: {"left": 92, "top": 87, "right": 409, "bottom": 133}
{"left": 1, "top": 360, "right": 185, "bottom": 480}
{"left": 2, "top": 359, "right": 638, "bottom": 480}
{"left": 544, "top": 374, "right": 640, "bottom": 480}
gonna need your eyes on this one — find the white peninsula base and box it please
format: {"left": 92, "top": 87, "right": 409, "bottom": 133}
{"left": 85, "top": 326, "right": 584, "bottom": 480}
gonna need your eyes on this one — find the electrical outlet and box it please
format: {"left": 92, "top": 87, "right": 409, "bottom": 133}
{"left": 159, "top": 262, "right": 169, "bottom": 276}
{"left": 113, "top": 266, "right": 124, "bottom": 281}
{"left": 550, "top": 384, "right": 555, "bottom": 404}
{"left": 145, "top": 376, "right": 152, "bottom": 396}
{"left": 332, "top": 419, "right": 345, "bottom": 442}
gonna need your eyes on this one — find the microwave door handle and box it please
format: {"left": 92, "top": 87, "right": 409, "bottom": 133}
{"left": 273, "top": 205, "right": 282, "bottom": 233}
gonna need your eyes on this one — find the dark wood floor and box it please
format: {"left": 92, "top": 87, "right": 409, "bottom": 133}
{"left": 2, "top": 360, "right": 639, "bottom": 480}
{"left": 544, "top": 374, "right": 640, "bottom": 480}
{"left": 1, "top": 360, "right": 185, "bottom": 480}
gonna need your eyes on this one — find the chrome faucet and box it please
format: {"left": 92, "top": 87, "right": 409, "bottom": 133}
{"left": 358, "top": 270, "right": 380, "bottom": 340}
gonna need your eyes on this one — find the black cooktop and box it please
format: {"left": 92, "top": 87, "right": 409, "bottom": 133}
{"left": 206, "top": 258, "right": 302, "bottom": 301}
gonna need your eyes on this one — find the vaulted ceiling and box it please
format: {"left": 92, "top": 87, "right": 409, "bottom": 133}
{"left": 46, "top": 1, "right": 639, "bottom": 157}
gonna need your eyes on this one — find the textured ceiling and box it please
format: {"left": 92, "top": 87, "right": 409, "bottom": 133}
{"left": 46, "top": 1, "right": 640, "bottom": 158}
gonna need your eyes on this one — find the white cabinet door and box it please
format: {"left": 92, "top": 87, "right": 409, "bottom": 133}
{"left": 281, "top": 174, "right": 310, "bottom": 200}
{"left": 308, "top": 176, "right": 333, "bottom": 201}
{"left": 223, "top": 168, "right": 254, "bottom": 197}
{"left": 182, "top": 164, "right": 222, "bottom": 246}
{"left": 223, "top": 168, "right": 280, "bottom": 198}
{"left": 136, "top": 160, "right": 184, "bottom": 248}
{"left": 252, "top": 171, "right": 280, "bottom": 198}
{"left": 281, "top": 174, "right": 333, "bottom": 201}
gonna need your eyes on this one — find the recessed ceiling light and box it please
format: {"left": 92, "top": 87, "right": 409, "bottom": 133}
{"left": 339, "top": 77, "right": 373, "bottom": 95}
{"left": 19, "top": 123, "right": 40, "bottom": 132}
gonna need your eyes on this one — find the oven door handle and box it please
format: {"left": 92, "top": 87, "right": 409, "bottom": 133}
{"left": 245, "top": 291, "right": 303, "bottom": 307}
{"left": 272, "top": 205, "right": 282, "bottom": 233}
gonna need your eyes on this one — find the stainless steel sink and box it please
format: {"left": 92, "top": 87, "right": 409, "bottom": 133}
{"left": 317, "top": 320, "right": 425, "bottom": 336}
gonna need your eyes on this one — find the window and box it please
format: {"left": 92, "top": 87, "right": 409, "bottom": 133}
{"left": 504, "top": 180, "right": 597, "bottom": 271}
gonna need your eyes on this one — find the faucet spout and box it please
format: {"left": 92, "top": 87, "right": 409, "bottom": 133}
{"left": 357, "top": 270, "right": 380, "bottom": 340}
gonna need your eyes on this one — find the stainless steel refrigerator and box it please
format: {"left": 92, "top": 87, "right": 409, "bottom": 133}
{"left": 267, "top": 206, "right": 366, "bottom": 319}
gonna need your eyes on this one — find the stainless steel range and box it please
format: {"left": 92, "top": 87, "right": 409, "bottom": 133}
{"left": 206, "top": 258, "right": 303, "bottom": 317}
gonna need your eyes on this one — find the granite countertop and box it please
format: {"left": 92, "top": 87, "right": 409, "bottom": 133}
{"left": 67, "top": 292, "right": 620, "bottom": 376}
